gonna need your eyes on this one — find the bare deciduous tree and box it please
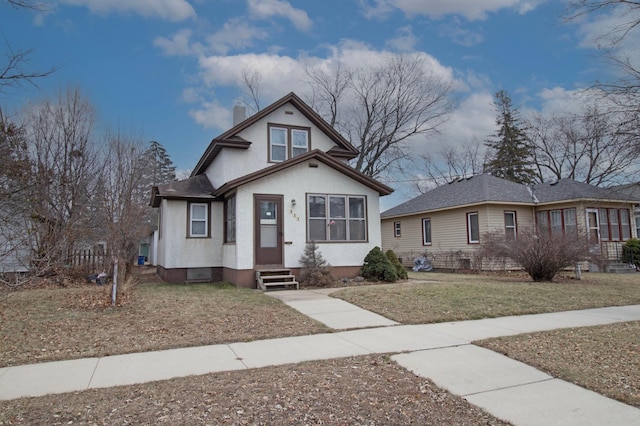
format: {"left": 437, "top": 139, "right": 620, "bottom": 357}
{"left": 416, "top": 138, "right": 485, "bottom": 192}
{"left": 527, "top": 105, "right": 639, "bottom": 185}
{"left": 305, "top": 55, "right": 456, "bottom": 179}
{"left": 22, "top": 87, "right": 99, "bottom": 274}
{"left": 240, "top": 67, "right": 263, "bottom": 114}
{"left": 565, "top": 1, "right": 640, "bottom": 135}
{"left": 97, "top": 132, "right": 150, "bottom": 301}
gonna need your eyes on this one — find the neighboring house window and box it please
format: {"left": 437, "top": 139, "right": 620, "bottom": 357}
{"left": 536, "top": 208, "right": 576, "bottom": 237}
{"left": 597, "top": 208, "right": 632, "bottom": 241}
{"left": 636, "top": 216, "right": 640, "bottom": 239}
{"left": 394, "top": 221, "right": 401, "bottom": 237}
{"left": 269, "top": 124, "right": 310, "bottom": 162}
{"left": 306, "top": 194, "right": 367, "bottom": 242}
{"left": 189, "top": 202, "right": 208, "bottom": 238}
{"left": 504, "top": 211, "right": 516, "bottom": 240}
{"left": 422, "top": 218, "right": 431, "bottom": 245}
{"left": 224, "top": 196, "right": 236, "bottom": 243}
{"left": 564, "top": 209, "right": 577, "bottom": 236}
{"left": 467, "top": 212, "right": 479, "bottom": 244}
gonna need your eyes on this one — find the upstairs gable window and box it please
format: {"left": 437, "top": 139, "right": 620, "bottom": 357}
{"left": 269, "top": 124, "right": 310, "bottom": 162}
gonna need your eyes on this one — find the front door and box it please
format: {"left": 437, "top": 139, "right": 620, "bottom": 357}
{"left": 254, "top": 195, "right": 283, "bottom": 266}
{"left": 586, "top": 208, "right": 601, "bottom": 254}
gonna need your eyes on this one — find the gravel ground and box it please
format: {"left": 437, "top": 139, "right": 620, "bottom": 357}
{"left": 0, "top": 355, "right": 509, "bottom": 425}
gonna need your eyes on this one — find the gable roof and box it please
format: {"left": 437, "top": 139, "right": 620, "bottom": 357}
{"left": 532, "top": 179, "right": 640, "bottom": 204}
{"left": 214, "top": 149, "right": 393, "bottom": 197}
{"left": 150, "top": 174, "right": 216, "bottom": 207}
{"left": 381, "top": 174, "right": 534, "bottom": 218}
{"left": 191, "top": 92, "right": 359, "bottom": 176}
{"left": 382, "top": 174, "right": 640, "bottom": 219}
{"left": 610, "top": 182, "right": 640, "bottom": 203}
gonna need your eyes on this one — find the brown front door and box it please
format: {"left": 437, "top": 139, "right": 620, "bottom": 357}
{"left": 254, "top": 195, "right": 283, "bottom": 266}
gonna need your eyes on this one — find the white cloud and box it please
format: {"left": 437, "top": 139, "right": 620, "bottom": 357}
{"left": 188, "top": 41, "right": 456, "bottom": 130}
{"left": 189, "top": 99, "right": 231, "bottom": 129}
{"left": 361, "top": 0, "right": 547, "bottom": 21}
{"left": 385, "top": 25, "right": 419, "bottom": 52}
{"left": 59, "top": 0, "right": 195, "bottom": 21}
{"left": 154, "top": 29, "right": 202, "bottom": 56}
{"left": 205, "top": 18, "right": 270, "bottom": 55}
{"left": 247, "top": 0, "right": 312, "bottom": 31}
{"left": 438, "top": 19, "right": 484, "bottom": 46}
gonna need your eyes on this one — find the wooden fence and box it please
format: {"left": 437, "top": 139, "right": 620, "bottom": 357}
{"left": 67, "top": 248, "right": 109, "bottom": 273}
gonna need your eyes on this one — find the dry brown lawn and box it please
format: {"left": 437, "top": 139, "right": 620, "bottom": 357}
{"left": 0, "top": 280, "right": 328, "bottom": 368}
{"left": 1, "top": 270, "right": 638, "bottom": 424}
{"left": 331, "top": 271, "right": 640, "bottom": 324}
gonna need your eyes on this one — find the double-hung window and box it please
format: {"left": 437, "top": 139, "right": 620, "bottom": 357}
{"left": 269, "top": 124, "right": 310, "bottom": 162}
{"left": 189, "top": 202, "right": 208, "bottom": 238}
{"left": 307, "top": 194, "right": 367, "bottom": 242}
{"left": 504, "top": 211, "right": 516, "bottom": 240}
{"left": 422, "top": 218, "right": 431, "bottom": 245}
{"left": 467, "top": 212, "right": 479, "bottom": 244}
{"left": 394, "top": 221, "right": 401, "bottom": 237}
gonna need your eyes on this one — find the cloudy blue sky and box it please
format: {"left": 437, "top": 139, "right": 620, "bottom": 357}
{"left": 0, "top": 0, "right": 630, "bottom": 207}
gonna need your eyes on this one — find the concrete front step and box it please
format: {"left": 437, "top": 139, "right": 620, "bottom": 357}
{"left": 606, "top": 263, "right": 638, "bottom": 274}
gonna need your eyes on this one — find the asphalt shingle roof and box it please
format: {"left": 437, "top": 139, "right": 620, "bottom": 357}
{"left": 381, "top": 174, "right": 535, "bottom": 218}
{"left": 381, "top": 174, "right": 640, "bottom": 218}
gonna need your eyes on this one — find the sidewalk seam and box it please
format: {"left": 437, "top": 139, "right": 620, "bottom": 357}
{"left": 87, "top": 358, "right": 101, "bottom": 389}
{"left": 227, "top": 344, "right": 250, "bottom": 369}
{"left": 461, "top": 377, "right": 556, "bottom": 397}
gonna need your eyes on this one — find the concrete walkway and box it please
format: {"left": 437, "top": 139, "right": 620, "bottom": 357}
{"left": 1, "top": 290, "right": 640, "bottom": 425}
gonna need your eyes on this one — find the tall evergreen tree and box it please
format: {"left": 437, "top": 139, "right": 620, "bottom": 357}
{"left": 485, "top": 90, "right": 536, "bottom": 184}
{"left": 142, "top": 140, "right": 176, "bottom": 188}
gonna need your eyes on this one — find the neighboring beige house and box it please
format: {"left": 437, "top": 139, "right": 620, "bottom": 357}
{"left": 150, "top": 92, "right": 393, "bottom": 288}
{"left": 381, "top": 173, "right": 640, "bottom": 271}
{"left": 611, "top": 182, "right": 640, "bottom": 239}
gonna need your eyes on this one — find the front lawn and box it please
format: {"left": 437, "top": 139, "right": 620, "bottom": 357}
{"left": 0, "top": 282, "right": 328, "bottom": 368}
{"left": 331, "top": 271, "right": 640, "bottom": 324}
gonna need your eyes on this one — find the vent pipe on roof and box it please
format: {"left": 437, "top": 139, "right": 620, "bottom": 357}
{"left": 233, "top": 104, "right": 246, "bottom": 126}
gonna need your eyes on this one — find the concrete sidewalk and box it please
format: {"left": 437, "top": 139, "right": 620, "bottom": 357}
{"left": 265, "top": 287, "right": 398, "bottom": 329}
{"left": 1, "top": 300, "right": 640, "bottom": 425}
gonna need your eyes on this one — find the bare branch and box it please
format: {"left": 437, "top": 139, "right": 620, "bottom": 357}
{"left": 0, "top": 40, "right": 58, "bottom": 93}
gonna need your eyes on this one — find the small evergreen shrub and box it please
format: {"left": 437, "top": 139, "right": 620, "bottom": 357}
{"left": 622, "top": 238, "right": 640, "bottom": 268}
{"left": 385, "top": 249, "right": 408, "bottom": 279}
{"left": 299, "top": 242, "right": 334, "bottom": 287}
{"left": 361, "top": 246, "right": 397, "bottom": 282}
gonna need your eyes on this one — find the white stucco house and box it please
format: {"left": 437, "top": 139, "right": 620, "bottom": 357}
{"left": 150, "top": 92, "right": 393, "bottom": 288}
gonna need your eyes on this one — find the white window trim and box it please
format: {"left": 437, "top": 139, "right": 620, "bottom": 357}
{"left": 269, "top": 124, "right": 310, "bottom": 162}
{"left": 422, "top": 218, "right": 431, "bottom": 245}
{"left": 394, "top": 221, "right": 401, "bottom": 238}
{"left": 467, "top": 212, "right": 479, "bottom": 244}
{"left": 504, "top": 211, "right": 516, "bottom": 239}
{"left": 189, "top": 202, "right": 208, "bottom": 238}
